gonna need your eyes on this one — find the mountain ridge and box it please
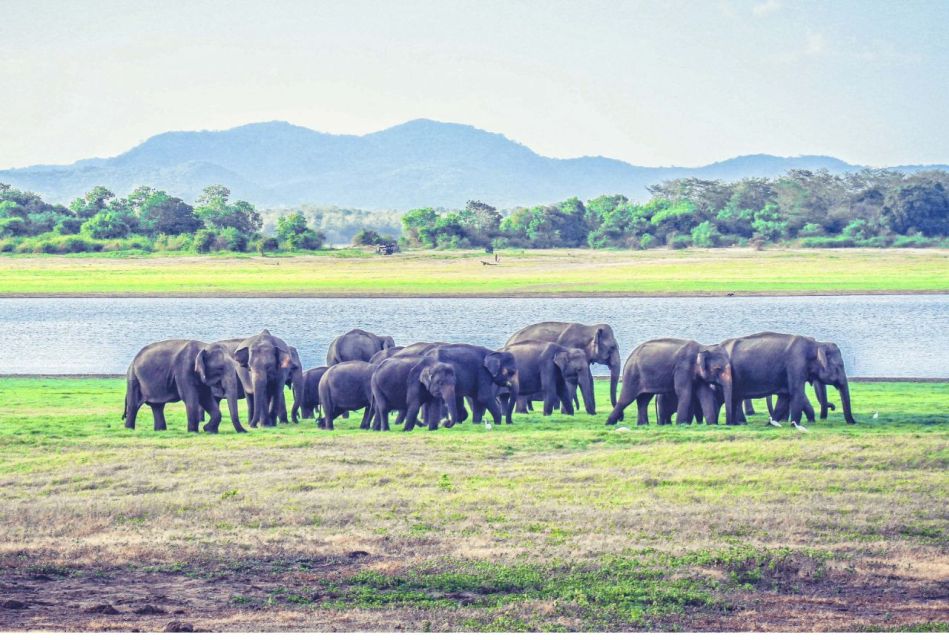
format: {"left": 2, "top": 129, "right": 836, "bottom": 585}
{"left": 2, "top": 119, "right": 946, "bottom": 209}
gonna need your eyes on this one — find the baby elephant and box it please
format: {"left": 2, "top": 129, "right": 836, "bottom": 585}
{"left": 317, "top": 361, "right": 374, "bottom": 430}
{"left": 370, "top": 355, "right": 459, "bottom": 431}
{"left": 500, "top": 340, "right": 594, "bottom": 424}
{"left": 298, "top": 366, "right": 329, "bottom": 420}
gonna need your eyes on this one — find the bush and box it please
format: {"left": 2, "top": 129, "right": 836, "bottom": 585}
{"left": 54, "top": 218, "right": 83, "bottom": 235}
{"left": 0, "top": 239, "right": 15, "bottom": 252}
{"left": 152, "top": 234, "right": 191, "bottom": 252}
{"left": 667, "top": 233, "right": 692, "bottom": 249}
{"left": 691, "top": 221, "right": 722, "bottom": 248}
{"left": 193, "top": 229, "right": 216, "bottom": 253}
{"left": 797, "top": 223, "right": 824, "bottom": 238}
{"left": 639, "top": 233, "right": 659, "bottom": 250}
{"left": 799, "top": 236, "right": 856, "bottom": 248}
{"left": 214, "top": 227, "right": 249, "bottom": 252}
{"left": 257, "top": 237, "right": 279, "bottom": 254}
{"left": 0, "top": 216, "right": 29, "bottom": 237}
{"left": 891, "top": 233, "right": 936, "bottom": 248}
{"left": 352, "top": 228, "right": 388, "bottom": 246}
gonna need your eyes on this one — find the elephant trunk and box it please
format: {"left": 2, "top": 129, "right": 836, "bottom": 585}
{"left": 837, "top": 379, "right": 855, "bottom": 424}
{"left": 578, "top": 369, "right": 596, "bottom": 415}
{"left": 441, "top": 386, "right": 459, "bottom": 427}
{"left": 608, "top": 349, "right": 621, "bottom": 407}
{"left": 226, "top": 390, "right": 245, "bottom": 433}
{"left": 290, "top": 369, "right": 304, "bottom": 423}
{"left": 252, "top": 377, "right": 270, "bottom": 426}
{"left": 721, "top": 367, "right": 735, "bottom": 425}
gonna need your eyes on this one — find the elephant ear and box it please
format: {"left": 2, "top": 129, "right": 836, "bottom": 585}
{"left": 817, "top": 344, "right": 829, "bottom": 369}
{"left": 383, "top": 336, "right": 396, "bottom": 350}
{"left": 418, "top": 365, "right": 434, "bottom": 388}
{"left": 484, "top": 353, "right": 503, "bottom": 377}
{"left": 234, "top": 343, "right": 251, "bottom": 367}
{"left": 695, "top": 350, "right": 707, "bottom": 379}
{"left": 195, "top": 349, "right": 210, "bottom": 384}
{"left": 552, "top": 349, "right": 570, "bottom": 371}
{"left": 278, "top": 347, "right": 293, "bottom": 370}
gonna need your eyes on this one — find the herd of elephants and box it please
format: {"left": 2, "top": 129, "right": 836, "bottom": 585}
{"left": 122, "top": 322, "right": 856, "bottom": 434}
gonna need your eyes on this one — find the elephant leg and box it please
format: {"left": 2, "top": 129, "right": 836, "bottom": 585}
{"left": 515, "top": 396, "right": 529, "bottom": 414}
{"left": 744, "top": 398, "right": 756, "bottom": 416}
{"left": 403, "top": 401, "right": 420, "bottom": 431}
{"left": 184, "top": 399, "right": 202, "bottom": 433}
{"left": 246, "top": 394, "right": 257, "bottom": 427}
{"left": 200, "top": 394, "right": 222, "bottom": 433}
{"left": 359, "top": 406, "right": 373, "bottom": 430}
{"left": 124, "top": 401, "right": 141, "bottom": 430}
{"left": 636, "top": 393, "right": 652, "bottom": 425}
{"left": 149, "top": 403, "right": 167, "bottom": 431}
{"left": 426, "top": 399, "right": 443, "bottom": 430}
{"left": 802, "top": 394, "right": 816, "bottom": 423}
{"left": 455, "top": 397, "right": 469, "bottom": 424}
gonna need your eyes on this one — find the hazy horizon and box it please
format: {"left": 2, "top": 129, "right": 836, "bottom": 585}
{"left": 2, "top": 0, "right": 947, "bottom": 170}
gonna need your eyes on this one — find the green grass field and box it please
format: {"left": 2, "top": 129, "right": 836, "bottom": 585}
{"left": 0, "top": 377, "right": 945, "bottom": 631}
{"left": 1, "top": 248, "right": 947, "bottom": 296}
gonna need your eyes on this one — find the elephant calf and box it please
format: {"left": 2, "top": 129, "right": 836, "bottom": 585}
{"left": 298, "top": 366, "right": 329, "bottom": 420}
{"left": 606, "top": 338, "right": 735, "bottom": 426}
{"left": 124, "top": 339, "right": 246, "bottom": 433}
{"left": 500, "top": 340, "right": 594, "bottom": 424}
{"left": 370, "top": 355, "right": 458, "bottom": 431}
{"left": 317, "top": 361, "right": 375, "bottom": 430}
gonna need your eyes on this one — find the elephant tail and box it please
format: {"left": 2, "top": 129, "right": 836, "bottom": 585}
{"left": 123, "top": 375, "right": 141, "bottom": 425}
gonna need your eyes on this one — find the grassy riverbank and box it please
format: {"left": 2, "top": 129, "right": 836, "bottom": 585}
{"left": 0, "top": 378, "right": 945, "bottom": 631}
{"left": 0, "top": 248, "right": 947, "bottom": 296}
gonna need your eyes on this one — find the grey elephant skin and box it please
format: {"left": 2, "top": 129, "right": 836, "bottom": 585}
{"left": 721, "top": 332, "right": 855, "bottom": 425}
{"left": 500, "top": 340, "right": 594, "bottom": 423}
{"left": 606, "top": 338, "right": 735, "bottom": 426}
{"left": 298, "top": 366, "right": 329, "bottom": 420}
{"left": 124, "top": 339, "right": 246, "bottom": 433}
{"left": 233, "top": 330, "right": 295, "bottom": 427}
{"left": 371, "top": 355, "right": 458, "bottom": 431}
{"left": 396, "top": 343, "right": 517, "bottom": 425}
{"left": 318, "top": 361, "right": 375, "bottom": 430}
{"left": 505, "top": 321, "right": 621, "bottom": 409}
{"left": 327, "top": 329, "right": 396, "bottom": 365}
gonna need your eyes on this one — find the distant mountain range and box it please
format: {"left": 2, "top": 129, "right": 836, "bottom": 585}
{"left": 2, "top": 119, "right": 946, "bottom": 210}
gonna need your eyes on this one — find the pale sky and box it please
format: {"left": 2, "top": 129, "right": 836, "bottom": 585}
{"left": 1, "top": 0, "right": 947, "bottom": 169}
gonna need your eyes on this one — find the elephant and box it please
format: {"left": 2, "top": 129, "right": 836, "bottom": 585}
{"left": 317, "top": 361, "right": 375, "bottom": 430}
{"left": 505, "top": 322, "right": 621, "bottom": 409}
{"left": 123, "top": 339, "right": 246, "bottom": 433}
{"left": 720, "top": 332, "right": 855, "bottom": 426}
{"left": 409, "top": 343, "right": 518, "bottom": 425}
{"left": 605, "top": 338, "right": 735, "bottom": 426}
{"left": 499, "top": 340, "right": 594, "bottom": 424}
{"left": 298, "top": 366, "right": 329, "bottom": 420}
{"left": 281, "top": 346, "right": 305, "bottom": 423}
{"left": 233, "top": 330, "right": 295, "bottom": 427}
{"left": 369, "top": 345, "right": 405, "bottom": 364}
{"left": 370, "top": 355, "right": 459, "bottom": 431}
{"left": 326, "top": 329, "right": 396, "bottom": 365}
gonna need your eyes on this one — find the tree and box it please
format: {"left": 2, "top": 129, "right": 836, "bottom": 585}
{"left": 81, "top": 208, "right": 139, "bottom": 239}
{"left": 751, "top": 204, "right": 787, "bottom": 242}
{"left": 69, "top": 186, "right": 115, "bottom": 219}
{"left": 139, "top": 192, "right": 202, "bottom": 235}
{"left": 882, "top": 179, "right": 949, "bottom": 237}
{"left": 401, "top": 208, "right": 438, "bottom": 246}
{"left": 194, "top": 185, "right": 261, "bottom": 234}
{"left": 275, "top": 212, "right": 324, "bottom": 250}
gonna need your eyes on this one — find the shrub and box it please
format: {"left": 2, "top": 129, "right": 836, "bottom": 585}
{"left": 797, "top": 223, "right": 823, "bottom": 238}
{"left": 193, "top": 229, "right": 216, "bottom": 253}
{"left": 639, "top": 233, "right": 659, "bottom": 250}
{"left": 0, "top": 239, "right": 15, "bottom": 252}
{"left": 0, "top": 216, "right": 29, "bottom": 237}
{"left": 691, "top": 221, "right": 722, "bottom": 248}
{"left": 799, "top": 236, "right": 856, "bottom": 248}
{"left": 257, "top": 237, "right": 279, "bottom": 254}
{"left": 667, "top": 233, "right": 692, "bottom": 249}
{"left": 214, "top": 227, "right": 249, "bottom": 252}
{"left": 891, "top": 233, "right": 936, "bottom": 248}
{"left": 54, "top": 218, "right": 83, "bottom": 235}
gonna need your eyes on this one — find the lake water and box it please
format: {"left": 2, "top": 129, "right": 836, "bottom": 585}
{"left": 0, "top": 295, "right": 946, "bottom": 377}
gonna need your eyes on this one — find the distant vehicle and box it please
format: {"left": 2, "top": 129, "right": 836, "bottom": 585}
{"left": 375, "top": 241, "right": 399, "bottom": 255}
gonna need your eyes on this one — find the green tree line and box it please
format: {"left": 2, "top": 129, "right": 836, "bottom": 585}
{"left": 0, "top": 184, "right": 325, "bottom": 253}
{"left": 402, "top": 169, "right": 949, "bottom": 250}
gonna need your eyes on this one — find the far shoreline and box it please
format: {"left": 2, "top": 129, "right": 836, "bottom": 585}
{"left": 1, "top": 289, "right": 946, "bottom": 299}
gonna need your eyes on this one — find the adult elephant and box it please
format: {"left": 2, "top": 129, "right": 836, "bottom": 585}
{"left": 721, "top": 333, "right": 855, "bottom": 426}
{"left": 298, "top": 366, "right": 329, "bottom": 420}
{"left": 326, "top": 329, "right": 396, "bottom": 365}
{"left": 369, "top": 345, "right": 405, "bottom": 364}
{"left": 505, "top": 322, "right": 621, "bottom": 409}
{"left": 233, "top": 330, "right": 295, "bottom": 427}
{"left": 416, "top": 343, "right": 518, "bottom": 425}
{"left": 499, "top": 340, "right": 594, "bottom": 423}
{"left": 606, "top": 338, "right": 734, "bottom": 426}
{"left": 371, "top": 356, "right": 459, "bottom": 431}
{"left": 124, "top": 339, "right": 246, "bottom": 433}
{"left": 317, "top": 361, "right": 375, "bottom": 430}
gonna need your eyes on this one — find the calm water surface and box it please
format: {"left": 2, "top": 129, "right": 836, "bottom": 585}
{"left": 0, "top": 296, "right": 946, "bottom": 377}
